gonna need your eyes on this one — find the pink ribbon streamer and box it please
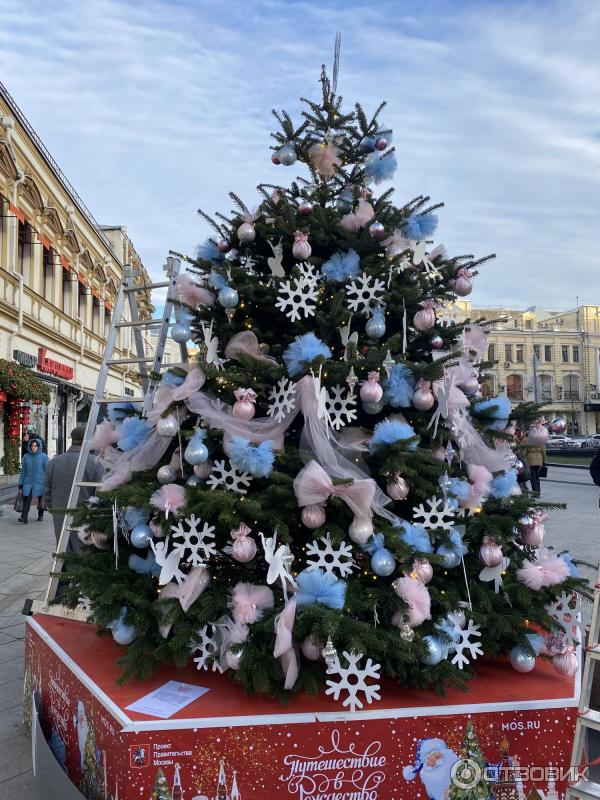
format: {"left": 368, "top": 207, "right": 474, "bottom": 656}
{"left": 147, "top": 367, "right": 206, "bottom": 424}
{"left": 273, "top": 600, "right": 299, "bottom": 690}
{"left": 224, "top": 331, "right": 279, "bottom": 365}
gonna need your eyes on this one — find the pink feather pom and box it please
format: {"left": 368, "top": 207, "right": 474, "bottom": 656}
{"left": 229, "top": 582, "right": 274, "bottom": 624}
{"left": 176, "top": 273, "right": 214, "bottom": 308}
{"left": 150, "top": 483, "right": 186, "bottom": 518}
{"left": 516, "top": 548, "right": 570, "bottom": 590}
{"left": 465, "top": 464, "right": 493, "bottom": 507}
{"left": 89, "top": 420, "right": 120, "bottom": 450}
{"left": 308, "top": 141, "right": 342, "bottom": 177}
{"left": 392, "top": 576, "right": 431, "bottom": 626}
{"left": 463, "top": 324, "right": 488, "bottom": 361}
{"left": 340, "top": 199, "right": 375, "bottom": 231}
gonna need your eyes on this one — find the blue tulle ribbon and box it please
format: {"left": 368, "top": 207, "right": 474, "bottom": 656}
{"left": 394, "top": 519, "right": 433, "bottom": 553}
{"left": 197, "top": 239, "right": 225, "bottom": 263}
{"left": 473, "top": 394, "right": 512, "bottom": 430}
{"left": 370, "top": 418, "right": 418, "bottom": 450}
{"left": 384, "top": 364, "right": 416, "bottom": 408}
{"left": 364, "top": 151, "right": 397, "bottom": 184}
{"left": 295, "top": 567, "right": 346, "bottom": 609}
{"left": 321, "top": 250, "right": 360, "bottom": 282}
{"left": 128, "top": 551, "right": 161, "bottom": 577}
{"left": 117, "top": 416, "right": 152, "bottom": 451}
{"left": 489, "top": 471, "right": 518, "bottom": 499}
{"left": 283, "top": 333, "right": 332, "bottom": 377}
{"left": 229, "top": 437, "right": 275, "bottom": 477}
{"left": 403, "top": 213, "right": 438, "bottom": 241}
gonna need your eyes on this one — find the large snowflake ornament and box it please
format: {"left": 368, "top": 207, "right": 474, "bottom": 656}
{"left": 325, "top": 651, "right": 381, "bottom": 712}
{"left": 412, "top": 496, "right": 455, "bottom": 531}
{"left": 206, "top": 460, "right": 252, "bottom": 494}
{"left": 345, "top": 273, "right": 386, "bottom": 314}
{"left": 450, "top": 620, "right": 483, "bottom": 669}
{"left": 325, "top": 385, "right": 357, "bottom": 430}
{"left": 306, "top": 533, "right": 355, "bottom": 578}
{"left": 295, "top": 261, "right": 321, "bottom": 283}
{"left": 276, "top": 276, "right": 319, "bottom": 321}
{"left": 171, "top": 514, "right": 217, "bottom": 566}
{"left": 267, "top": 377, "right": 297, "bottom": 422}
{"left": 192, "top": 624, "right": 225, "bottom": 673}
{"left": 546, "top": 592, "right": 582, "bottom": 646}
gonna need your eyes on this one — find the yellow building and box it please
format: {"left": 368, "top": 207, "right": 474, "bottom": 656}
{"left": 0, "top": 80, "right": 153, "bottom": 467}
{"left": 453, "top": 301, "right": 600, "bottom": 435}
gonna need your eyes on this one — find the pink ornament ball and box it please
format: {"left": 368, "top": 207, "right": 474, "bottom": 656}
{"left": 411, "top": 558, "right": 433, "bottom": 584}
{"left": 217, "top": 239, "right": 231, "bottom": 253}
{"left": 292, "top": 231, "right": 312, "bottom": 260}
{"left": 360, "top": 372, "right": 383, "bottom": 404}
{"left": 413, "top": 306, "right": 436, "bottom": 331}
{"left": 552, "top": 649, "right": 579, "bottom": 677}
{"left": 301, "top": 504, "right": 326, "bottom": 529}
{"left": 430, "top": 335, "right": 444, "bottom": 350}
{"left": 479, "top": 536, "right": 503, "bottom": 567}
{"left": 232, "top": 399, "right": 255, "bottom": 420}
{"left": 453, "top": 270, "right": 473, "bottom": 297}
{"left": 387, "top": 475, "right": 409, "bottom": 500}
{"left": 412, "top": 381, "right": 435, "bottom": 411}
{"left": 460, "top": 375, "right": 481, "bottom": 397}
{"left": 301, "top": 634, "right": 321, "bottom": 661}
{"left": 194, "top": 460, "right": 214, "bottom": 479}
{"left": 375, "top": 137, "right": 388, "bottom": 151}
{"left": 271, "top": 152, "right": 281, "bottom": 165}
{"left": 521, "top": 523, "right": 545, "bottom": 547}
{"left": 232, "top": 536, "right": 257, "bottom": 563}
{"left": 528, "top": 421, "right": 549, "bottom": 445}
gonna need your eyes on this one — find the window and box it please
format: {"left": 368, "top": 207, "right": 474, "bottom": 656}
{"left": 42, "top": 247, "right": 54, "bottom": 302}
{"left": 516, "top": 345, "right": 524, "bottom": 362}
{"left": 564, "top": 375, "right": 580, "bottom": 401}
{"left": 544, "top": 345, "right": 552, "bottom": 362}
{"left": 507, "top": 374, "right": 523, "bottom": 400}
{"left": 17, "top": 220, "right": 33, "bottom": 285}
{"left": 525, "top": 319, "right": 533, "bottom": 330}
{"left": 538, "top": 375, "right": 552, "bottom": 400}
{"left": 573, "top": 346, "right": 580, "bottom": 363}
{"left": 480, "top": 376, "right": 495, "bottom": 398}
{"left": 488, "top": 344, "right": 496, "bottom": 363}
{"left": 505, "top": 345, "right": 513, "bottom": 363}
{"left": 61, "top": 268, "right": 70, "bottom": 314}
{"left": 562, "top": 345, "right": 569, "bottom": 363}
{"left": 533, "top": 345, "right": 541, "bottom": 360}
{"left": 163, "top": 353, "right": 171, "bottom": 364}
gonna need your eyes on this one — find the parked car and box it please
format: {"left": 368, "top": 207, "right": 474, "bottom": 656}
{"left": 547, "top": 434, "right": 580, "bottom": 448}
{"left": 582, "top": 434, "right": 600, "bottom": 448}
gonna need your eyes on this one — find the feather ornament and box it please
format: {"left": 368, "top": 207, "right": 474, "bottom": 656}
{"left": 229, "top": 582, "right": 274, "bottom": 624}
{"left": 516, "top": 548, "right": 570, "bottom": 590}
{"left": 392, "top": 576, "right": 431, "bottom": 626}
{"left": 150, "top": 483, "right": 186, "bottom": 518}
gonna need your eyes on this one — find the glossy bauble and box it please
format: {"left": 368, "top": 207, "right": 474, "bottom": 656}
{"left": 413, "top": 306, "right": 436, "bottom": 331}
{"left": 171, "top": 323, "right": 191, "bottom": 343}
{"left": 368, "top": 221, "right": 386, "bottom": 239}
{"left": 437, "top": 545, "right": 461, "bottom": 568}
{"left": 301, "top": 504, "right": 326, "bottom": 529}
{"left": 299, "top": 200, "right": 313, "bottom": 215}
{"left": 112, "top": 623, "right": 137, "bottom": 646}
{"left": 278, "top": 144, "right": 297, "bottom": 166}
{"left": 292, "top": 231, "right": 311, "bottom": 260}
{"left": 371, "top": 548, "right": 396, "bottom": 576}
{"left": 453, "top": 270, "right": 473, "bottom": 297}
{"left": 510, "top": 646, "right": 536, "bottom": 673}
{"left": 552, "top": 649, "right": 578, "bottom": 677}
{"left": 550, "top": 418, "right": 567, "bottom": 434}
{"left": 430, "top": 335, "right": 444, "bottom": 350}
{"left": 301, "top": 634, "right": 321, "bottom": 661}
{"left": 421, "top": 635, "right": 444, "bottom": 665}
{"left": 528, "top": 421, "right": 549, "bottom": 445}
{"left": 411, "top": 558, "right": 433, "bottom": 584}
{"left": 412, "top": 380, "right": 435, "bottom": 411}
{"left": 232, "top": 535, "right": 257, "bottom": 562}
{"left": 365, "top": 314, "right": 386, "bottom": 339}
{"left": 348, "top": 517, "right": 373, "bottom": 544}
{"left": 521, "top": 523, "right": 545, "bottom": 547}
{"left": 237, "top": 222, "right": 256, "bottom": 243}
{"left": 460, "top": 375, "right": 480, "bottom": 396}
{"left": 90, "top": 532, "right": 112, "bottom": 550}
{"left": 375, "top": 136, "right": 388, "bottom": 151}
{"left": 362, "top": 398, "right": 385, "bottom": 415}
{"left": 218, "top": 286, "right": 239, "bottom": 308}
{"left": 157, "top": 415, "right": 179, "bottom": 437}
{"left": 157, "top": 465, "right": 177, "bottom": 484}
{"left": 386, "top": 475, "right": 409, "bottom": 500}
{"left": 186, "top": 474, "right": 202, "bottom": 487}
{"left": 232, "top": 400, "right": 256, "bottom": 420}
{"left": 271, "top": 152, "right": 281, "bottom": 165}
{"left": 360, "top": 372, "right": 383, "bottom": 403}
{"left": 130, "top": 524, "right": 152, "bottom": 548}
{"left": 225, "top": 645, "right": 244, "bottom": 671}
{"left": 479, "top": 536, "right": 503, "bottom": 567}
{"left": 194, "top": 460, "right": 214, "bottom": 479}
{"left": 184, "top": 431, "right": 209, "bottom": 465}
{"left": 217, "top": 239, "right": 231, "bottom": 253}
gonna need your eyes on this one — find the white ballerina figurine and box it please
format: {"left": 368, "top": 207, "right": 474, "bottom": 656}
{"left": 259, "top": 531, "right": 296, "bottom": 600}
{"left": 149, "top": 537, "right": 185, "bottom": 585}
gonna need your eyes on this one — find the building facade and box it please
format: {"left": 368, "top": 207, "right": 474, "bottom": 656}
{"left": 0, "top": 81, "right": 153, "bottom": 468}
{"left": 453, "top": 301, "right": 600, "bottom": 435}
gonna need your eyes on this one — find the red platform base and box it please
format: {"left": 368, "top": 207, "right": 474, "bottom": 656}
{"left": 25, "top": 613, "right": 579, "bottom": 800}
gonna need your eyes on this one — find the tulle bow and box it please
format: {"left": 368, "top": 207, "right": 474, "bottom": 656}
{"left": 293, "top": 459, "right": 376, "bottom": 522}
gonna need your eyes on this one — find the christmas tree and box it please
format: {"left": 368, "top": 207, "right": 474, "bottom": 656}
{"left": 79, "top": 707, "right": 100, "bottom": 800}
{"left": 150, "top": 768, "right": 172, "bottom": 800}
{"left": 60, "top": 67, "right": 589, "bottom": 703}
{"left": 449, "top": 722, "right": 491, "bottom": 799}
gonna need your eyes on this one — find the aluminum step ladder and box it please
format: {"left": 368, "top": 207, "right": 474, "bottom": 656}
{"left": 35, "top": 255, "right": 188, "bottom": 613}
{"left": 567, "top": 563, "right": 600, "bottom": 799}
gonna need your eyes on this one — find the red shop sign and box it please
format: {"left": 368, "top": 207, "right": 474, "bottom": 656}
{"left": 37, "top": 347, "right": 74, "bottom": 380}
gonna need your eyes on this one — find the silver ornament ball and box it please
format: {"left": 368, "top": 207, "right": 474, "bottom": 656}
{"left": 130, "top": 523, "right": 152, "bottom": 548}
{"left": 171, "top": 323, "right": 191, "bottom": 343}
{"left": 299, "top": 200, "right": 313, "bottom": 215}
{"left": 368, "top": 221, "right": 386, "bottom": 240}
{"left": 550, "top": 417, "right": 567, "bottom": 434}
{"left": 217, "top": 239, "right": 231, "bottom": 253}
{"left": 186, "top": 474, "right": 202, "bottom": 487}
{"left": 184, "top": 438, "right": 209, "bottom": 466}
{"left": 218, "top": 286, "right": 239, "bottom": 308}
{"left": 400, "top": 621, "right": 415, "bottom": 642}
{"left": 236, "top": 222, "right": 256, "bottom": 243}
{"left": 348, "top": 517, "right": 373, "bottom": 544}
{"left": 362, "top": 398, "right": 385, "bottom": 415}
{"left": 509, "top": 646, "right": 536, "bottom": 673}
{"left": 157, "top": 465, "right": 177, "bottom": 484}
{"left": 225, "top": 645, "right": 244, "bottom": 671}
{"left": 278, "top": 144, "right": 297, "bottom": 166}
{"left": 157, "top": 415, "right": 179, "bottom": 437}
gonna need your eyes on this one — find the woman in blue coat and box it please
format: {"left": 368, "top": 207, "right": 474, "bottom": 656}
{"left": 18, "top": 439, "right": 49, "bottom": 524}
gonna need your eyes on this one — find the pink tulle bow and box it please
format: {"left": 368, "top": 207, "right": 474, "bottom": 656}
{"left": 366, "top": 371, "right": 380, "bottom": 384}
{"left": 89, "top": 419, "right": 120, "bottom": 451}
{"left": 467, "top": 464, "right": 493, "bottom": 506}
{"left": 340, "top": 199, "right": 375, "bottom": 231}
{"left": 147, "top": 368, "right": 206, "bottom": 424}
{"left": 274, "top": 600, "right": 299, "bottom": 690}
{"left": 293, "top": 460, "right": 376, "bottom": 522}
{"left": 308, "top": 141, "right": 342, "bottom": 177}
{"left": 224, "top": 331, "right": 279, "bottom": 365}
{"left": 463, "top": 324, "right": 488, "bottom": 361}
{"left": 234, "top": 388, "right": 257, "bottom": 403}
{"left": 382, "top": 229, "right": 410, "bottom": 255}
{"left": 392, "top": 576, "right": 431, "bottom": 626}
{"left": 176, "top": 273, "right": 215, "bottom": 308}
{"left": 516, "top": 548, "right": 570, "bottom": 591}
{"left": 150, "top": 483, "right": 186, "bottom": 518}
{"left": 231, "top": 522, "right": 252, "bottom": 540}
{"left": 229, "top": 582, "right": 274, "bottom": 624}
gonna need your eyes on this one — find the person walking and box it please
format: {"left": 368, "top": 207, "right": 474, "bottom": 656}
{"left": 525, "top": 436, "right": 546, "bottom": 496}
{"left": 18, "top": 438, "right": 49, "bottom": 523}
{"left": 43, "top": 426, "right": 104, "bottom": 551}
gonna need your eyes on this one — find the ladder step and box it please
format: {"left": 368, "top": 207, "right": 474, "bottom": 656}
{"left": 97, "top": 396, "right": 145, "bottom": 403}
{"left": 577, "top": 709, "right": 600, "bottom": 732}
{"left": 568, "top": 779, "right": 600, "bottom": 799}
{"left": 115, "top": 319, "right": 165, "bottom": 328}
{"left": 124, "top": 281, "right": 171, "bottom": 292}
{"left": 77, "top": 482, "right": 102, "bottom": 488}
{"left": 107, "top": 357, "right": 159, "bottom": 365}
{"left": 586, "top": 645, "right": 600, "bottom": 659}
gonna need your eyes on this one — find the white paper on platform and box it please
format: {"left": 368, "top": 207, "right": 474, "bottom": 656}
{"left": 126, "top": 680, "right": 209, "bottom": 719}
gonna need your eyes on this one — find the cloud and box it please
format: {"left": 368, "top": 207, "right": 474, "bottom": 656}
{"left": 0, "top": 0, "right": 597, "bottom": 311}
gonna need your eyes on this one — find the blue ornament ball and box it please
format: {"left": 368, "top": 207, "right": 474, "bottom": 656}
{"left": 509, "top": 646, "right": 536, "bottom": 673}
{"left": 112, "top": 623, "right": 137, "bottom": 646}
{"left": 366, "top": 315, "right": 386, "bottom": 339}
{"left": 218, "top": 286, "right": 239, "bottom": 309}
{"left": 171, "top": 322, "right": 191, "bottom": 343}
{"left": 278, "top": 144, "right": 297, "bottom": 166}
{"left": 437, "top": 545, "right": 461, "bottom": 568}
{"left": 186, "top": 474, "right": 202, "bottom": 487}
{"left": 371, "top": 548, "right": 396, "bottom": 576}
{"left": 184, "top": 431, "right": 209, "bottom": 465}
{"left": 421, "top": 635, "right": 444, "bottom": 665}
{"left": 362, "top": 399, "right": 385, "bottom": 415}
{"left": 130, "top": 524, "right": 152, "bottom": 548}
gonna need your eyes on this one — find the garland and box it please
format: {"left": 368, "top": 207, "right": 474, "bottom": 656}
{"left": 0, "top": 359, "right": 51, "bottom": 402}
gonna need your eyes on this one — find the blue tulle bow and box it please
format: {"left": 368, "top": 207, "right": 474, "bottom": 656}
{"left": 364, "top": 151, "right": 397, "bottom": 184}
{"left": 197, "top": 239, "right": 225, "bottom": 263}
{"left": 295, "top": 567, "right": 347, "bottom": 610}
{"left": 362, "top": 532, "right": 386, "bottom": 554}
{"left": 161, "top": 370, "right": 186, "bottom": 387}
{"left": 123, "top": 507, "right": 149, "bottom": 530}
{"left": 473, "top": 394, "right": 512, "bottom": 430}
{"left": 208, "top": 269, "right": 229, "bottom": 290}
{"left": 283, "top": 333, "right": 332, "bottom": 377}
{"left": 448, "top": 478, "right": 471, "bottom": 503}
{"left": 321, "top": 250, "right": 361, "bottom": 282}
{"left": 117, "top": 416, "right": 152, "bottom": 451}
{"left": 107, "top": 401, "right": 141, "bottom": 424}
{"left": 394, "top": 519, "right": 433, "bottom": 553}
{"left": 370, "top": 418, "right": 418, "bottom": 450}
{"left": 384, "top": 364, "right": 416, "bottom": 408}
{"left": 449, "top": 525, "right": 468, "bottom": 556}
{"left": 403, "top": 213, "right": 438, "bottom": 241}
{"left": 229, "top": 437, "right": 275, "bottom": 477}
{"left": 489, "top": 471, "right": 518, "bottom": 499}
{"left": 526, "top": 633, "right": 546, "bottom": 655}
{"left": 128, "top": 551, "right": 161, "bottom": 577}
{"left": 561, "top": 553, "right": 580, "bottom": 577}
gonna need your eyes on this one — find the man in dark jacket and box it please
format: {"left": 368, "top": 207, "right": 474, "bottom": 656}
{"left": 43, "top": 426, "right": 104, "bottom": 552}
{"left": 590, "top": 450, "right": 600, "bottom": 487}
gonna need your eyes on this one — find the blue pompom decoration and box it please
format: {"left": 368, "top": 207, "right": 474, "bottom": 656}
{"left": 384, "top": 364, "right": 416, "bottom": 408}
{"left": 229, "top": 437, "right": 275, "bottom": 478}
{"left": 394, "top": 519, "right": 433, "bottom": 553}
{"left": 128, "top": 550, "right": 161, "bottom": 577}
{"left": 489, "top": 470, "right": 518, "bottom": 499}
{"left": 283, "top": 333, "right": 332, "bottom": 377}
{"left": 473, "top": 394, "right": 512, "bottom": 430}
{"left": 107, "top": 401, "right": 141, "bottom": 424}
{"left": 295, "top": 567, "right": 346, "bottom": 609}
{"left": 321, "top": 249, "right": 361, "bottom": 282}
{"left": 161, "top": 371, "right": 185, "bottom": 387}
{"left": 196, "top": 239, "right": 225, "bottom": 263}
{"left": 403, "top": 213, "right": 438, "bottom": 241}
{"left": 117, "top": 416, "right": 152, "bottom": 451}
{"left": 370, "top": 418, "right": 418, "bottom": 451}
{"left": 208, "top": 269, "right": 228, "bottom": 290}
{"left": 364, "top": 151, "right": 397, "bottom": 184}
{"left": 448, "top": 478, "right": 471, "bottom": 503}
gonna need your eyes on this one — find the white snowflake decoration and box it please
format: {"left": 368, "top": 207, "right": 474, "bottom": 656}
{"left": 192, "top": 624, "right": 225, "bottom": 673}
{"left": 450, "top": 620, "right": 483, "bottom": 669}
{"left": 412, "top": 496, "right": 455, "bottom": 531}
{"left": 479, "top": 556, "right": 510, "bottom": 594}
{"left": 546, "top": 592, "right": 582, "bottom": 647}
{"left": 325, "top": 385, "right": 357, "bottom": 431}
{"left": 306, "top": 533, "right": 355, "bottom": 578}
{"left": 206, "top": 460, "right": 252, "bottom": 495}
{"left": 345, "top": 273, "right": 386, "bottom": 314}
{"left": 76, "top": 596, "right": 92, "bottom": 615}
{"left": 267, "top": 377, "right": 297, "bottom": 422}
{"left": 171, "top": 514, "right": 217, "bottom": 567}
{"left": 276, "top": 276, "right": 319, "bottom": 321}
{"left": 295, "top": 261, "right": 321, "bottom": 283}
{"left": 325, "top": 651, "right": 381, "bottom": 712}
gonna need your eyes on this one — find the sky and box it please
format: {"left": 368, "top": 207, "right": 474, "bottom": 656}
{"left": 0, "top": 0, "right": 598, "bottom": 311}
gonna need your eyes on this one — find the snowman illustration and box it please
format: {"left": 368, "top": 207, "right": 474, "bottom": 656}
{"left": 73, "top": 699, "right": 89, "bottom": 772}
{"left": 403, "top": 738, "right": 459, "bottom": 800}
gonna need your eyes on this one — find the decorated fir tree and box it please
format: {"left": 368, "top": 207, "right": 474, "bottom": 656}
{"left": 150, "top": 768, "right": 172, "bottom": 800}
{"left": 79, "top": 707, "right": 100, "bottom": 800}
{"left": 60, "top": 68, "right": 589, "bottom": 707}
{"left": 448, "top": 722, "right": 491, "bottom": 799}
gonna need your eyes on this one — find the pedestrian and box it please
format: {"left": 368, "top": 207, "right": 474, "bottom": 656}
{"left": 525, "top": 436, "right": 546, "bottom": 497}
{"left": 514, "top": 429, "right": 530, "bottom": 492}
{"left": 590, "top": 449, "right": 600, "bottom": 487}
{"left": 43, "top": 426, "right": 104, "bottom": 551}
{"left": 17, "top": 438, "right": 49, "bottom": 523}
{"left": 21, "top": 430, "right": 31, "bottom": 456}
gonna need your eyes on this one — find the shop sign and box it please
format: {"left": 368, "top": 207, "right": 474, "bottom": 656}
{"left": 13, "top": 349, "right": 37, "bottom": 369}
{"left": 37, "top": 348, "right": 74, "bottom": 380}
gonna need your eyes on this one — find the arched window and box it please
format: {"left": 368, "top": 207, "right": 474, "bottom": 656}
{"left": 507, "top": 374, "right": 523, "bottom": 400}
{"left": 563, "top": 375, "right": 580, "bottom": 401}
{"left": 480, "top": 375, "right": 495, "bottom": 398}
{"left": 538, "top": 375, "right": 552, "bottom": 401}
